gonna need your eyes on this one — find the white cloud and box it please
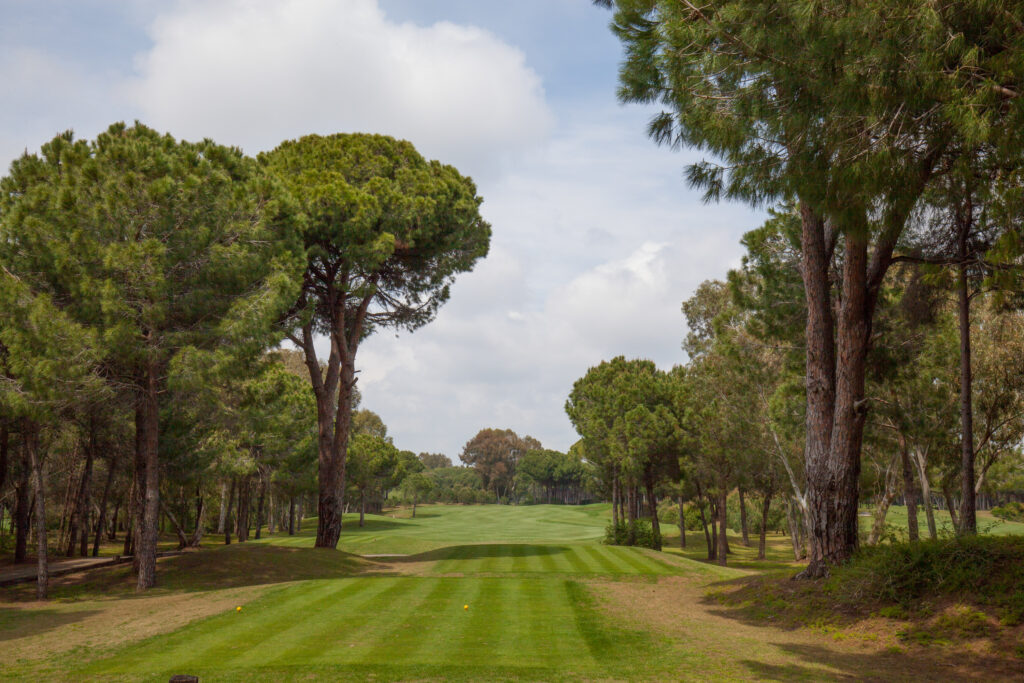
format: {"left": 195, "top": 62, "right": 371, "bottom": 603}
{"left": 127, "top": 0, "right": 553, "bottom": 176}
{"left": 1, "top": 3, "right": 765, "bottom": 461}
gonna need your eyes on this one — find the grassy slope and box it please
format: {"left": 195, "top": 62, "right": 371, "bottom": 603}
{"left": 4, "top": 503, "right": 1023, "bottom": 681}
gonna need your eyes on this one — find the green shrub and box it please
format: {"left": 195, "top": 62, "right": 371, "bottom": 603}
{"left": 828, "top": 535, "right": 1024, "bottom": 624}
{"left": 991, "top": 501, "right": 1024, "bottom": 523}
{"left": 604, "top": 520, "right": 661, "bottom": 550}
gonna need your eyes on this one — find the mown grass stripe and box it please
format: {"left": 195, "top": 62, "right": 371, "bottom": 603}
{"left": 536, "top": 544, "right": 562, "bottom": 574}
{"left": 563, "top": 545, "right": 600, "bottom": 573}
{"left": 479, "top": 543, "right": 502, "bottom": 573}
{"left": 228, "top": 579, "right": 386, "bottom": 668}
{"left": 581, "top": 545, "right": 634, "bottom": 573}
{"left": 509, "top": 544, "right": 532, "bottom": 572}
{"left": 241, "top": 577, "right": 404, "bottom": 667}
{"left": 288, "top": 577, "right": 424, "bottom": 665}
{"left": 94, "top": 579, "right": 354, "bottom": 674}
{"left": 454, "top": 578, "right": 506, "bottom": 659}
{"left": 613, "top": 546, "right": 663, "bottom": 573}
{"left": 358, "top": 577, "right": 454, "bottom": 663}
{"left": 634, "top": 548, "right": 685, "bottom": 574}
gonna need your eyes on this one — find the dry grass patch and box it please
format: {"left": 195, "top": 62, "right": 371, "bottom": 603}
{"left": 1, "top": 584, "right": 267, "bottom": 663}
{"left": 704, "top": 573, "right": 1024, "bottom": 680}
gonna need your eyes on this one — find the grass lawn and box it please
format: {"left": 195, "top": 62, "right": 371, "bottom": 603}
{"left": 2, "top": 503, "right": 1021, "bottom": 681}
{"left": 860, "top": 504, "right": 1024, "bottom": 538}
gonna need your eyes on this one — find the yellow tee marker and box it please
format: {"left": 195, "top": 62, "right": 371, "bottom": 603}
{"left": 463, "top": 604, "right": 469, "bottom": 610}
{"left": 236, "top": 606, "right": 242, "bottom": 612}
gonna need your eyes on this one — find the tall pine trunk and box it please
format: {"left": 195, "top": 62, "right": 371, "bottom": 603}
{"left": 134, "top": 361, "right": 161, "bottom": 590}
{"left": 956, "top": 243, "right": 976, "bottom": 535}
{"left": 25, "top": 422, "right": 48, "bottom": 600}
{"left": 716, "top": 488, "right": 728, "bottom": 567}
{"left": 217, "top": 482, "right": 228, "bottom": 534}
{"left": 255, "top": 478, "right": 265, "bottom": 540}
{"left": 802, "top": 222, "right": 875, "bottom": 577}
{"left": 288, "top": 496, "right": 296, "bottom": 535}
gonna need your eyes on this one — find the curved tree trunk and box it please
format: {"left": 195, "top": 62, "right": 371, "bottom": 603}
{"left": 900, "top": 439, "right": 919, "bottom": 542}
{"left": 867, "top": 454, "right": 900, "bottom": 545}
{"left": 912, "top": 448, "right": 937, "bottom": 539}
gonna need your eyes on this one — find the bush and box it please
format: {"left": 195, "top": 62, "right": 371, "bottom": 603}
{"left": 828, "top": 535, "right": 1024, "bottom": 626}
{"left": 992, "top": 501, "right": 1024, "bottom": 523}
{"left": 604, "top": 520, "right": 661, "bottom": 550}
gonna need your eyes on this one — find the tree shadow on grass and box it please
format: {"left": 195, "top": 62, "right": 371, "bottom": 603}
{"left": 0, "top": 607, "right": 101, "bottom": 642}
{"left": 3, "top": 545, "right": 371, "bottom": 601}
{"left": 389, "top": 543, "right": 571, "bottom": 564}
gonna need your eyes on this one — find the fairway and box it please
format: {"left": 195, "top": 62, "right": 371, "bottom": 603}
{"left": 5, "top": 504, "right": 1019, "bottom": 682}
{"left": 262, "top": 503, "right": 613, "bottom": 555}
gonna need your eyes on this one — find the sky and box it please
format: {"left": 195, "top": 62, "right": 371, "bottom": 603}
{"left": 0, "top": 0, "right": 765, "bottom": 459}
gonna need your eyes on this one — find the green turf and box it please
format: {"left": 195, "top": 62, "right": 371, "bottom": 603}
{"left": 259, "top": 503, "right": 611, "bottom": 555}
{"left": 7, "top": 505, "right": 689, "bottom": 682}
{"left": 860, "top": 504, "right": 1024, "bottom": 538}
{"left": 7, "top": 502, "right": 1022, "bottom": 681}
{"left": 74, "top": 575, "right": 673, "bottom": 682}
